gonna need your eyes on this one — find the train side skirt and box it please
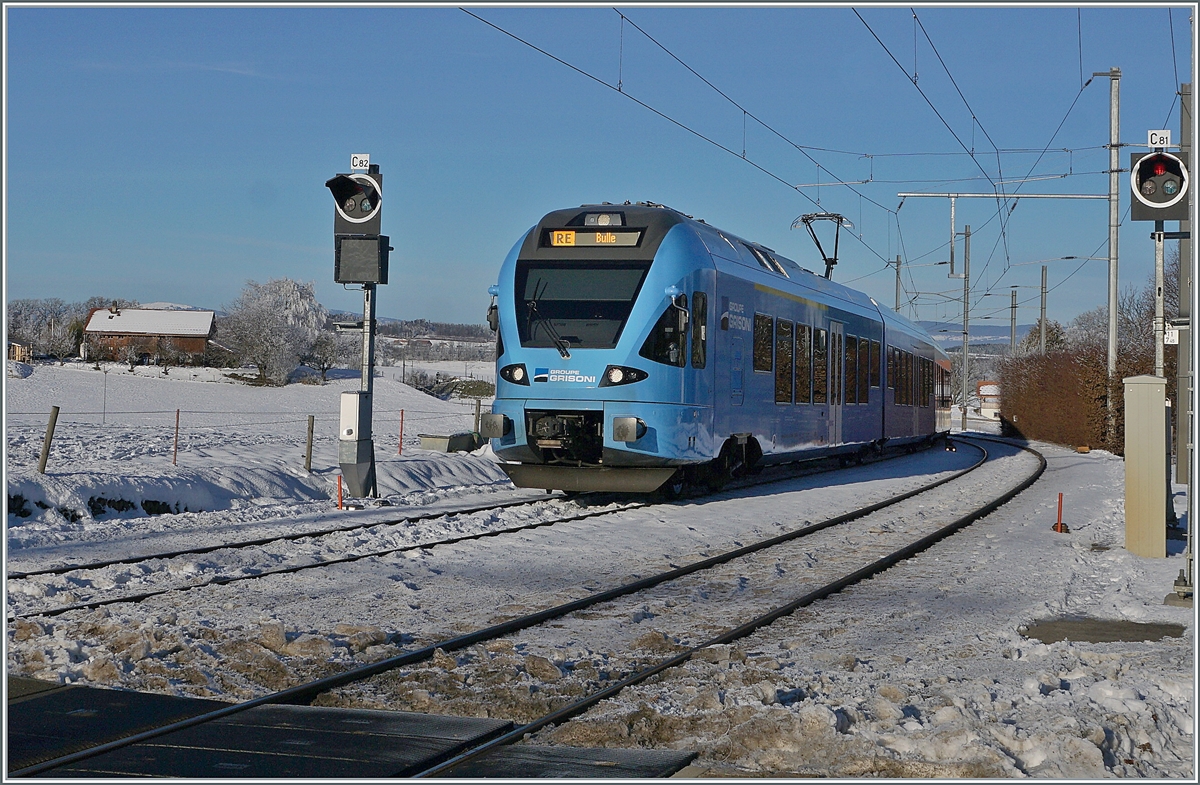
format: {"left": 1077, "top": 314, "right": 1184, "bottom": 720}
{"left": 499, "top": 464, "right": 678, "bottom": 493}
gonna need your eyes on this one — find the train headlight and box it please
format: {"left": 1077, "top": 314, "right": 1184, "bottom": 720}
{"left": 500, "top": 363, "right": 530, "bottom": 386}
{"left": 598, "top": 365, "right": 648, "bottom": 387}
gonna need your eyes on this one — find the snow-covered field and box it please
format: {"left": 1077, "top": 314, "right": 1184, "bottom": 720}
{"left": 5, "top": 362, "right": 1195, "bottom": 778}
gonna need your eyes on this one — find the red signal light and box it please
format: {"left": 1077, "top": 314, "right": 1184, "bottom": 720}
{"left": 1153, "top": 159, "right": 1168, "bottom": 177}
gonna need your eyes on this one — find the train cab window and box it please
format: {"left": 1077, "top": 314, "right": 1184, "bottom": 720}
{"left": 638, "top": 294, "right": 688, "bottom": 367}
{"left": 870, "top": 340, "right": 881, "bottom": 388}
{"left": 813, "top": 328, "right": 828, "bottom": 404}
{"left": 515, "top": 260, "right": 651, "bottom": 350}
{"left": 690, "top": 292, "right": 707, "bottom": 369}
{"left": 857, "top": 337, "right": 870, "bottom": 403}
{"left": 775, "top": 320, "right": 794, "bottom": 404}
{"left": 845, "top": 336, "right": 858, "bottom": 405}
{"left": 796, "top": 324, "right": 812, "bottom": 404}
{"left": 753, "top": 313, "right": 773, "bottom": 372}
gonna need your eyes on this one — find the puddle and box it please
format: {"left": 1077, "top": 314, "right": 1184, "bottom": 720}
{"left": 1021, "top": 618, "right": 1187, "bottom": 644}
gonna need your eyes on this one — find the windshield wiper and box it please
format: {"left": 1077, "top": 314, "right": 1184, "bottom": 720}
{"left": 526, "top": 279, "right": 571, "bottom": 359}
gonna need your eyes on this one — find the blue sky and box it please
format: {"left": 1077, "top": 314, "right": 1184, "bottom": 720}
{"left": 4, "top": 3, "right": 1194, "bottom": 327}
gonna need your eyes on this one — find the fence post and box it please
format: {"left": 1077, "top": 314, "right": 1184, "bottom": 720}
{"left": 37, "top": 406, "right": 60, "bottom": 475}
{"left": 398, "top": 409, "right": 405, "bottom": 455}
{"left": 305, "top": 414, "right": 315, "bottom": 472}
{"left": 474, "top": 398, "right": 482, "bottom": 434}
{"left": 173, "top": 409, "right": 180, "bottom": 466}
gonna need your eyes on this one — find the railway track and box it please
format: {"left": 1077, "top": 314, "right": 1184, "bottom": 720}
{"left": 7, "top": 437, "right": 945, "bottom": 620}
{"left": 12, "top": 436, "right": 1044, "bottom": 778}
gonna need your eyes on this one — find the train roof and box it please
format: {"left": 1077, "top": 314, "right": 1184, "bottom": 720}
{"left": 523, "top": 203, "right": 945, "bottom": 356}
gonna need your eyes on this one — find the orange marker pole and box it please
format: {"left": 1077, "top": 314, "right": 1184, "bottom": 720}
{"left": 338, "top": 475, "right": 343, "bottom": 510}
{"left": 398, "top": 409, "right": 405, "bottom": 455}
{"left": 1053, "top": 492, "right": 1069, "bottom": 533}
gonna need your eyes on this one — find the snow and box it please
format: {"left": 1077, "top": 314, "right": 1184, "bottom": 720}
{"left": 5, "top": 362, "right": 1195, "bottom": 778}
{"left": 83, "top": 308, "right": 215, "bottom": 337}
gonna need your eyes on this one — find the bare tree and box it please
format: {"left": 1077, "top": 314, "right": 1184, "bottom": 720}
{"left": 221, "top": 278, "right": 328, "bottom": 384}
{"left": 121, "top": 341, "right": 143, "bottom": 371}
{"left": 1016, "top": 317, "right": 1067, "bottom": 355}
{"left": 303, "top": 330, "right": 356, "bottom": 382}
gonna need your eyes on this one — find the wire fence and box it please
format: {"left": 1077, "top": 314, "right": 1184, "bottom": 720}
{"left": 5, "top": 403, "right": 487, "bottom": 471}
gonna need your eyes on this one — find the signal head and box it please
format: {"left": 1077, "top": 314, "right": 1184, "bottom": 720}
{"left": 1129, "top": 151, "right": 1189, "bottom": 221}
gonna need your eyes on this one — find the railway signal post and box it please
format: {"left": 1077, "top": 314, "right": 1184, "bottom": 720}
{"left": 1129, "top": 129, "right": 1194, "bottom": 604}
{"left": 326, "top": 156, "right": 392, "bottom": 498}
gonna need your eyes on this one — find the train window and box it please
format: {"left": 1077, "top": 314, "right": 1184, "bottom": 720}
{"left": 831, "top": 330, "right": 842, "bottom": 406}
{"left": 496, "top": 329, "right": 504, "bottom": 359}
{"left": 909, "top": 352, "right": 916, "bottom": 407}
{"left": 900, "top": 351, "right": 909, "bottom": 406}
{"left": 870, "top": 340, "right": 881, "bottom": 387}
{"left": 813, "top": 328, "right": 828, "bottom": 404}
{"left": 775, "top": 320, "right": 794, "bottom": 403}
{"left": 887, "top": 346, "right": 896, "bottom": 390}
{"left": 690, "top": 292, "right": 707, "bottom": 369}
{"left": 906, "top": 352, "right": 914, "bottom": 406}
{"left": 796, "top": 324, "right": 812, "bottom": 404}
{"left": 753, "top": 313, "right": 773, "bottom": 372}
{"left": 845, "top": 336, "right": 858, "bottom": 405}
{"left": 638, "top": 295, "right": 687, "bottom": 367}
{"left": 858, "top": 337, "right": 869, "bottom": 403}
{"left": 515, "top": 261, "right": 651, "bottom": 349}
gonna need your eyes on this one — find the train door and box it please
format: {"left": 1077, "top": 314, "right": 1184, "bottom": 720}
{"left": 730, "top": 336, "right": 744, "bottom": 406}
{"left": 829, "top": 321, "right": 844, "bottom": 444}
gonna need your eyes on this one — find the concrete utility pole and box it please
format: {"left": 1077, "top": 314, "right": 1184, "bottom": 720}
{"left": 894, "top": 254, "right": 902, "bottom": 312}
{"left": 1010, "top": 289, "right": 1018, "bottom": 353}
{"left": 1176, "top": 77, "right": 1195, "bottom": 601}
{"left": 1177, "top": 81, "right": 1192, "bottom": 480}
{"left": 1040, "top": 265, "right": 1048, "bottom": 355}
{"left": 1093, "top": 68, "right": 1122, "bottom": 408}
{"left": 961, "top": 225, "right": 971, "bottom": 432}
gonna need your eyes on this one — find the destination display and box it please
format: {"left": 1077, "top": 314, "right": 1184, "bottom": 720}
{"left": 547, "top": 229, "right": 641, "bottom": 247}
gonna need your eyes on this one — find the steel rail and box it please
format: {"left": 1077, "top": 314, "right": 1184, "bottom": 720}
{"left": 7, "top": 494, "right": 554, "bottom": 579}
{"left": 10, "top": 439, "right": 979, "bottom": 778}
{"left": 414, "top": 437, "right": 1045, "bottom": 777}
{"left": 11, "top": 439, "right": 939, "bottom": 619}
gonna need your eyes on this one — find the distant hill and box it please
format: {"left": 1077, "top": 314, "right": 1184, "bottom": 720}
{"left": 138, "top": 302, "right": 208, "bottom": 311}
{"left": 916, "top": 320, "right": 1036, "bottom": 346}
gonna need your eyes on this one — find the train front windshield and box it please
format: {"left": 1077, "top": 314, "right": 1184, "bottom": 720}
{"left": 515, "top": 261, "right": 651, "bottom": 350}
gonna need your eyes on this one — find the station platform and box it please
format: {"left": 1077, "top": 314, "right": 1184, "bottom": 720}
{"left": 7, "top": 677, "right": 695, "bottom": 778}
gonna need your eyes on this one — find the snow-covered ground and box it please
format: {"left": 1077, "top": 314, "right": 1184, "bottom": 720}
{"left": 5, "top": 362, "right": 1195, "bottom": 777}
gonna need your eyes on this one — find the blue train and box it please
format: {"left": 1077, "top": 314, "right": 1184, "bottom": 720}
{"left": 481, "top": 203, "right": 952, "bottom": 494}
